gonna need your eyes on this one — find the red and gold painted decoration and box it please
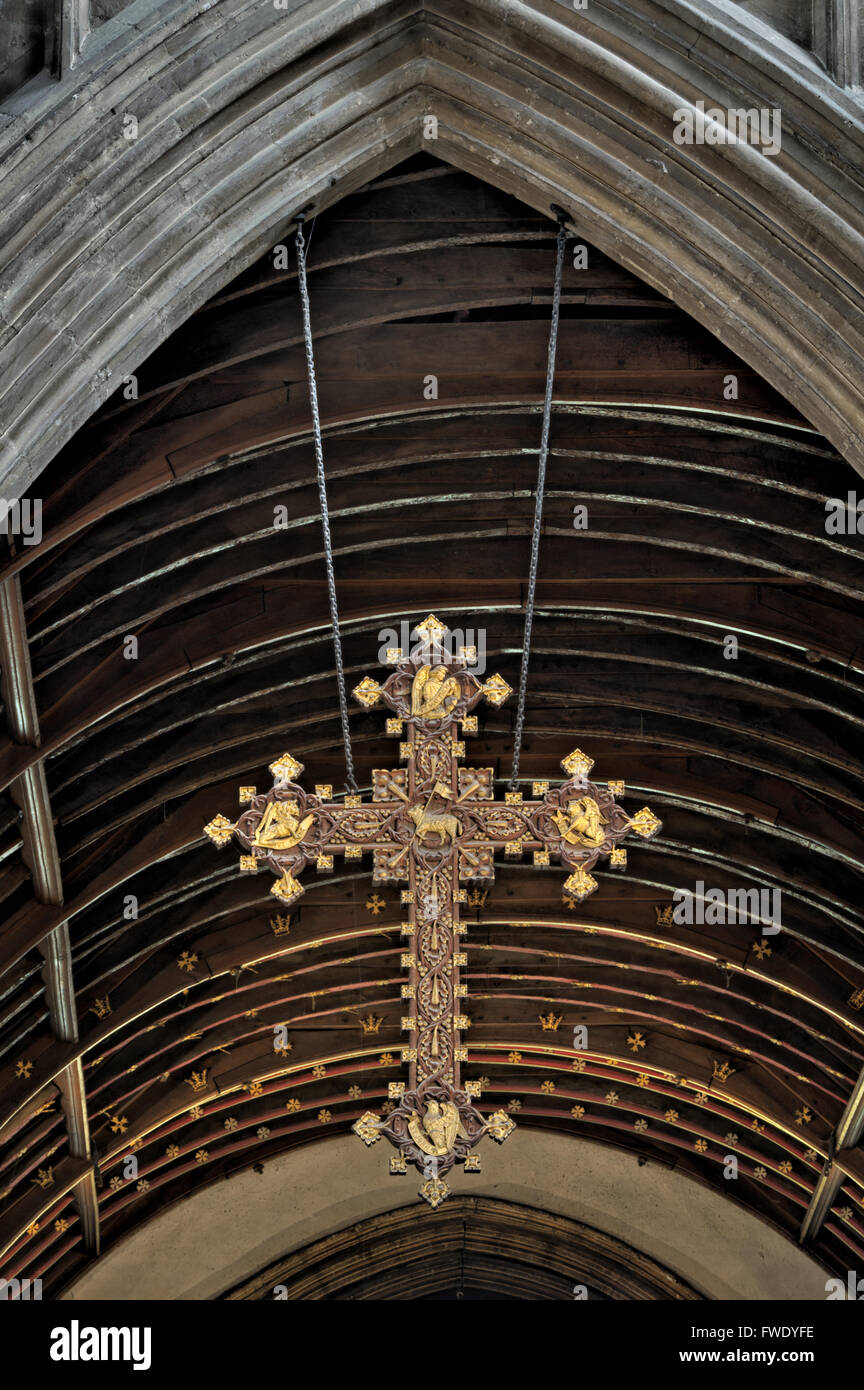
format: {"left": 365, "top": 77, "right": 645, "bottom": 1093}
{"left": 204, "top": 614, "right": 661, "bottom": 1204}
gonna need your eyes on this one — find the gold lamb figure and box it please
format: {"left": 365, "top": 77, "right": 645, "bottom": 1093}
{"left": 252, "top": 800, "right": 315, "bottom": 852}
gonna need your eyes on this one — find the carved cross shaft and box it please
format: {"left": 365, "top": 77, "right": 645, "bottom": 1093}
{"left": 204, "top": 615, "right": 661, "bottom": 1205}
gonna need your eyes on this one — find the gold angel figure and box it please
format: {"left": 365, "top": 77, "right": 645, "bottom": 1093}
{"left": 408, "top": 1099, "right": 461, "bottom": 1156}
{"left": 252, "top": 799, "right": 315, "bottom": 852}
{"left": 554, "top": 796, "right": 607, "bottom": 848}
{"left": 411, "top": 665, "right": 460, "bottom": 720}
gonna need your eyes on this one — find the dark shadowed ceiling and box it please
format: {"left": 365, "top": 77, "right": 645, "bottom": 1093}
{"left": 1, "top": 156, "right": 863, "bottom": 1298}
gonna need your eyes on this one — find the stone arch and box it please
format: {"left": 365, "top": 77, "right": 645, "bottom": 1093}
{"left": 1, "top": 0, "right": 863, "bottom": 498}
{"left": 61, "top": 1131, "right": 830, "bottom": 1299}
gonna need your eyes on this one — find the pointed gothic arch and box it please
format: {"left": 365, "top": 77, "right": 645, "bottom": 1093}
{"left": 1, "top": 0, "right": 863, "bottom": 501}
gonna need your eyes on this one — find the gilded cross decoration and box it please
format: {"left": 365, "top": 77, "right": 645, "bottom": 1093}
{"left": 204, "top": 614, "right": 661, "bottom": 1206}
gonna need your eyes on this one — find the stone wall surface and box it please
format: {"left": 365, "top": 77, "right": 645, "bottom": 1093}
{"left": 0, "top": 0, "right": 861, "bottom": 500}
{"left": 62, "top": 1131, "right": 832, "bottom": 1300}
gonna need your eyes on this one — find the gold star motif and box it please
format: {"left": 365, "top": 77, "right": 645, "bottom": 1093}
{"left": 312, "top": 1064, "right": 326, "bottom": 1079}
{"left": 194, "top": 1149, "right": 208, "bottom": 1164}
{"left": 540, "top": 1080, "right": 556, "bottom": 1094}
{"left": 507, "top": 1051, "right": 522, "bottom": 1064}
{"left": 26, "top": 1221, "right": 39, "bottom": 1236}
{"left": 318, "top": 1109, "right": 332, "bottom": 1123}
{"left": 54, "top": 1219, "right": 69, "bottom": 1234}
{"left": 285, "top": 1098, "right": 301, "bottom": 1113}
{"left": 15, "top": 1059, "right": 33, "bottom": 1079}
{"left": 665, "top": 1109, "right": 679, "bottom": 1123}
{"left": 627, "top": 1032, "right": 646, "bottom": 1053}
{"left": 605, "top": 1090, "right": 619, "bottom": 1105}
{"left": 177, "top": 951, "right": 198, "bottom": 973}
{"left": 571, "top": 1104, "right": 585, "bottom": 1119}
{"left": 634, "top": 1118, "right": 648, "bottom": 1132}
{"left": 694, "top": 1138, "right": 708, "bottom": 1153}
{"left": 795, "top": 1106, "right": 812, "bottom": 1126}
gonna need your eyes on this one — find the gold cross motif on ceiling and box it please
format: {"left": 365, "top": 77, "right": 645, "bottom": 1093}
{"left": 204, "top": 614, "right": 661, "bottom": 1205}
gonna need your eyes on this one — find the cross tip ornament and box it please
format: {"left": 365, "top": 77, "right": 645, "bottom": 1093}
{"left": 419, "top": 1176, "right": 450, "bottom": 1208}
{"left": 271, "top": 869, "right": 303, "bottom": 905}
{"left": 480, "top": 673, "right": 511, "bottom": 707}
{"left": 629, "top": 806, "right": 662, "bottom": 839}
{"left": 203, "top": 813, "right": 235, "bottom": 847}
{"left": 563, "top": 866, "right": 598, "bottom": 902}
{"left": 353, "top": 677, "right": 382, "bottom": 707}
{"left": 561, "top": 748, "right": 594, "bottom": 780}
{"left": 269, "top": 752, "right": 304, "bottom": 785}
{"left": 352, "top": 1112, "right": 383, "bottom": 1146}
{"left": 485, "top": 1109, "right": 517, "bottom": 1143}
{"left": 414, "top": 613, "right": 449, "bottom": 645}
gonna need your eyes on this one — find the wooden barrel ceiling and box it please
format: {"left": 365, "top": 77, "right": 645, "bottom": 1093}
{"left": 1, "top": 154, "right": 863, "bottom": 1298}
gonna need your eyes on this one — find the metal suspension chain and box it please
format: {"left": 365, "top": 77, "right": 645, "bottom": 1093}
{"left": 509, "top": 211, "right": 569, "bottom": 791}
{"left": 294, "top": 215, "right": 358, "bottom": 793}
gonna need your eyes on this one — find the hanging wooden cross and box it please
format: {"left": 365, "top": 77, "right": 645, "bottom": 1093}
{"left": 204, "top": 615, "right": 661, "bottom": 1206}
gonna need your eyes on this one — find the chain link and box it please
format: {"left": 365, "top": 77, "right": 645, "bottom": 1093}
{"left": 509, "top": 215, "right": 569, "bottom": 790}
{"left": 294, "top": 218, "right": 358, "bottom": 793}
{"left": 294, "top": 210, "right": 565, "bottom": 795}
